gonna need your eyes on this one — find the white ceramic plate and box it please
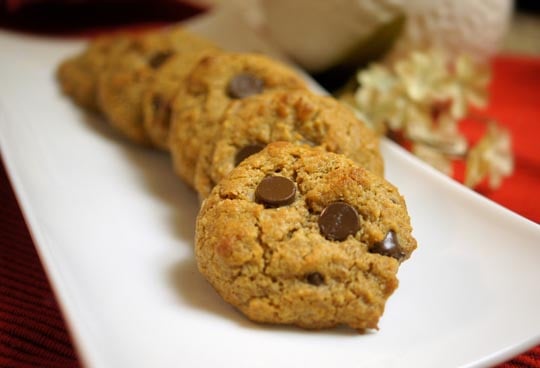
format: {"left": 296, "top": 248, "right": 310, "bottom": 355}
{"left": 0, "top": 8, "right": 539, "bottom": 368}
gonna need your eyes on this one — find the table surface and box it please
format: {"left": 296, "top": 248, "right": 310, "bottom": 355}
{"left": 0, "top": 4, "right": 539, "bottom": 368}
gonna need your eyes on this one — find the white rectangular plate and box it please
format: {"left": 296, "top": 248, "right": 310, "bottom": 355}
{"left": 1, "top": 8, "right": 539, "bottom": 368}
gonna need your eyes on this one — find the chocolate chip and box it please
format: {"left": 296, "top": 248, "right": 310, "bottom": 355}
{"left": 255, "top": 176, "right": 296, "bottom": 207}
{"left": 227, "top": 73, "right": 264, "bottom": 99}
{"left": 306, "top": 272, "right": 324, "bottom": 286}
{"left": 152, "top": 94, "right": 163, "bottom": 111}
{"left": 152, "top": 94, "right": 172, "bottom": 128}
{"left": 318, "top": 202, "right": 360, "bottom": 241}
{"left": 149, "top": 50, "right": 174, "bottom": 69}
{"left": 369, "top": 230, "right": 405, "bottom": 260}
{"left": 234, "top": 144, "right": 265, "bottom": 166}
{"left": 162, "top": 105, "right": 172, "bottom": 128}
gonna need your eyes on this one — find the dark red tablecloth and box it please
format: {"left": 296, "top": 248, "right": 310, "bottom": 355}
{"left": 0, "top": 17, "right": 539, "bottom": 367}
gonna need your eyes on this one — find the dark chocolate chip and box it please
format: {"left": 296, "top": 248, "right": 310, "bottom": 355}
{"left": 162, "top": 104, "right": 172, "bottom": 128}
{"left": 318, "top": 202, "right": 360, "bottom": 241}
{"left": 255, "top": 176, "right": 296, "bottom": 207}
{"left": 152, "top": 94, "right": 172, "bottom": 128}
{"left": 306, "top": 272, "right": 324, "bottom": 286}
{"left": 234, "top": 144, "right": 266, "bottom": 166}
{"left": 369, "top": 230, "right": 405, "bottom": 260}
{"left": 149, "top": 50, "right": 174, "bottom": 69}
{"left": 152, "top": 94, "right": 163, "bottom": 111}
{"left": 227, "top": 73, "right": 264, "bottom": 99}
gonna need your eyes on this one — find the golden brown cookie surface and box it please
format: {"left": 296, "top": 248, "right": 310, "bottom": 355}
{"left": 57, "top": 33, "right": 132, "bottom": 111}
{"left": 141, "top": 49, "right": 220, "bottom": 150}
{"left": 194, "top": 89, "right": 384, "bottom": 198}
{"left": 169, "top": 52, "right": 307, "bottom": 186}
{"left": 97, "top": 26, "right": 217, "bottom": 145}
{"left": 196, "top": 142, "right": 417, "bottom": 331}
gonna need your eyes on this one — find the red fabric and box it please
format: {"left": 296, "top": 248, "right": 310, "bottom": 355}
{"left": 453, "top": 56, "right": 540, "bottom": 223}
{"left": 0, "top": 163, "right": 81, "bottom": 368}
{"left": 481, "top": 56, "right": 540, "bottom": 222}
{"left": 0, "top": 1, "right": 205, "bottom": 36}
{"left": 0, "top": 42, "right": 539, "bottom": 368}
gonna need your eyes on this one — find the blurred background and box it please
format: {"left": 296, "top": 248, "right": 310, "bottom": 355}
{"left": 1, "top": 0, "right": 538, "bottom": 89}
{"left": 0, "top": 0, "right": 539, "bottom": 56}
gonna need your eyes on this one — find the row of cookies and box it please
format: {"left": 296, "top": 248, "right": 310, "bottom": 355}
{"left": 57, "top": 25, "right": 384, "bottom": 198}
{"left": 57, "top": 26, "right": 417, "bottom": 331}
{"left": 57, "top": 26, "right": 219, "bottom": 147}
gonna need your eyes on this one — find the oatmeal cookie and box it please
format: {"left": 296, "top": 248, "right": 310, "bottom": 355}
{"left": 57, "top": 33, "right": 132, "bottom": 111}
{"left": 97, "top": 26, "right": 217, "bottom": 145}
{"left": 141, "top": 49, "right": 220, "bottom": 150}
{"left": 193, "top": 89, "right": 384, "bottom": 198}
{"left": 169, "top": 52, "right": 307, "bottom": 186}
{"left": 196, "top": 142, "right": 417, "bottom": 331}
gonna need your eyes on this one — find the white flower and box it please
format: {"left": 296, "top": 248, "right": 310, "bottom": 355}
{"left": 345, "top": 48, "right": 512, "bottom": 190}
{"left": 465, "top": 122, "right": 514, "bottom": 189}
{"left": 394, "top": 50, "right": 449, "bottom": 103}
{"left": 443, "top": 54, "right": 490, "bottom": 119}
{"left": 413, "top": 143, "right": 453, "bottom": 176}
{"left": 354, "top": 64, "right": 405, "bottom": 133}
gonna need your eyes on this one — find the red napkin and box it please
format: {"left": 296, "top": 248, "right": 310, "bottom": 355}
{"left": 455, "top": 56, "right": 540, "bottom": 223}
{"left": 0, "top": 164, "right": 81, "bottom": 367}
{"left": 0, "top": 31, "right": 538, "bottom": 368}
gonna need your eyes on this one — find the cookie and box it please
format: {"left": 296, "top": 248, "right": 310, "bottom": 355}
{"left": 97, "top": 26, "right": 217, "bottom": 145}
{"left": 57, "top": 33, "right": 132, "bottom": 111}
{"left": 169, "top": 52, "right": 307, "bottom": 186}
{"left": 193, "top": 89, "right": 384, "bottom": 199}
{"left": 195, "top": 142, "right": 417, "bottom": 331}
{"left": 141, "top": 49, "right": 220, "bottom": 150}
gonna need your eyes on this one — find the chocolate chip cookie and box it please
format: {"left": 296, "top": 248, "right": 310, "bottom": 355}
{"left": 196, "top": 142, "right": 417, "bottom": 331}
{"left": 193, "top": 89, "right": 384, "bottom": 199}
{"left": 141, "top": 49, "right": 220, "bottom": 150}
{"left": 97, "top": 26, "right": 217, "bottom": 145}
{"left": 169, "top": 52, "right": 307, "bottom": 186}
{"left": 57, "top": 33, "right": 132, "bottom": 111}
